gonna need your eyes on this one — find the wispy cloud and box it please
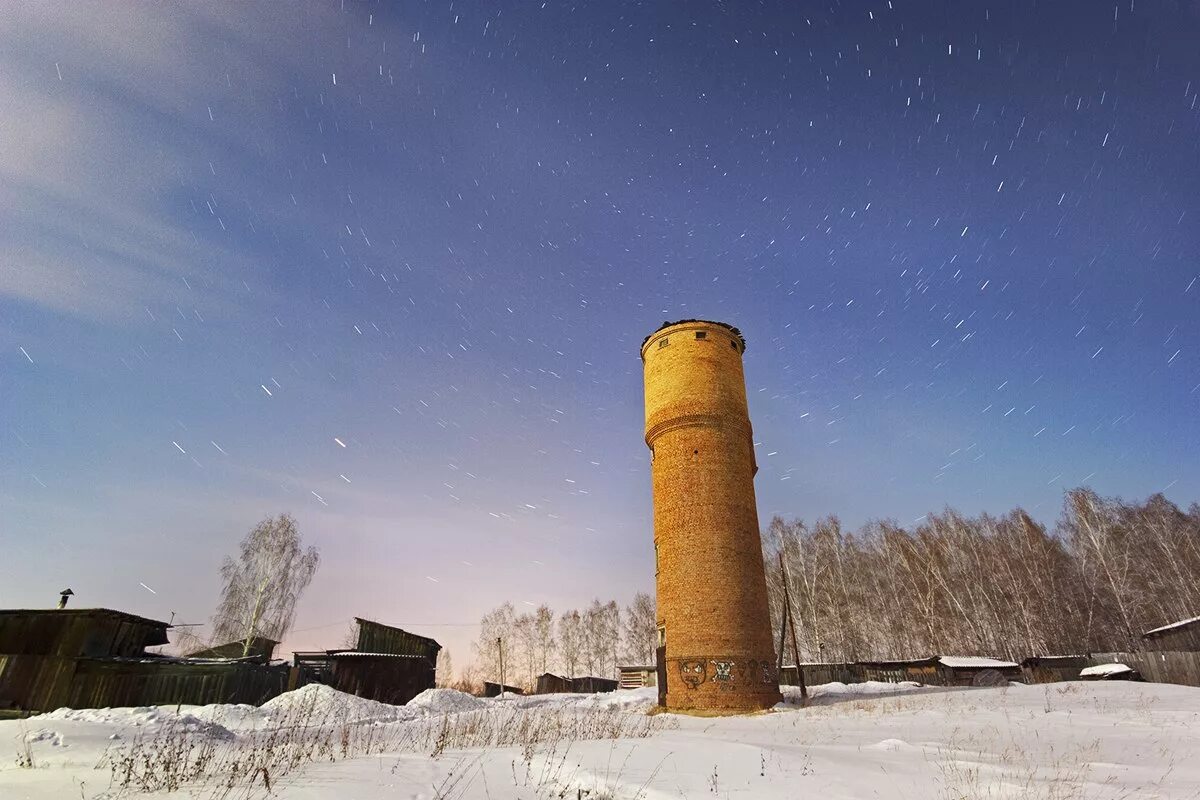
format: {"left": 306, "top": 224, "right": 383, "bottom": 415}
{"left": 0, "top": 4, "right": 345, "bottom": 321}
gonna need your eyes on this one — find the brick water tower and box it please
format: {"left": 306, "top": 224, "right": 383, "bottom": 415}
{"left": 641, "top": 319, "right": 781, "bottom": 712}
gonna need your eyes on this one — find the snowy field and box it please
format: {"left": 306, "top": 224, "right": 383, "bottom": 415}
{"left": 3, "top": 680, "right": 1199, "bottom": 799}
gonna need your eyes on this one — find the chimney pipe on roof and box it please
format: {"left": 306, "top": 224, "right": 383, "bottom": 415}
{"left": 58, "top": 588, "right": 74, "bottom": 609}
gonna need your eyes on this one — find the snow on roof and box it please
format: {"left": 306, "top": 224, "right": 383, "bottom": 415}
{"left": 938, "top": 656, "right": 1019, "bottom": 669}
{"left": 330, "top": 651, "right": 428, "bottom": 659}
{"left": 1080, "top": 662, "right": 1134, "bottom": 677}
{"left": 1143, "top": 615, "right": 1200, "bottom": 636}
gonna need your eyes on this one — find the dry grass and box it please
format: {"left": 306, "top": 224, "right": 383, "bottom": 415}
{"left": 96, "top": 698, "right": 673, "bottom": 798}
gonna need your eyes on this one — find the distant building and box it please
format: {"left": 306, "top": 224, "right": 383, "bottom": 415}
{"left": 1142, "top": 615, "right": 1200, "bottom": 652}
{"left": 856, "top": 656, "right": 1021, "bottom": 686}
{"left": 618, "top": 664, "right": 657, "bottom": 690}
{"left": 534, "top": 673, "right": 618, "bottom": 694}
{"left": 535, "top": 673, "right": 572, "bottom": 694}
{"left": 935, "top": 656, "right": 1022, "bottom": 686}
{"left": 1020, "top": 655, "right": 1089, "bottom": 684}
{"left": 292, "top": 618, "right": 440, "bottom": 706}
{"left": 482, "top": 681, "right": 524, "bottom": 697}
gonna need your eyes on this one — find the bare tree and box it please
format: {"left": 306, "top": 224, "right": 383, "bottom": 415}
{"left": 472, "top": 602, "right": 516, "bottom": 682}
{"left": 169, "top": 625, "right": 208, "bottom": 657}
{"left": 210, "top": 513, "right": 320, "bottom": 657}
{"left": 513, "top": 612, "right": 539, "bottom": 690}
{"left": 339, "top": 620, "right": 360, "bottom": 649}
{"left": 452, "top": 661, "right": 481, "bottom": 695}
{"left": 581, "top": 599, "right": 620, "bottom": 678}
{"left": 558, "top": 609, "right": 584, "bottom": 677}
{"left": 534, "top": 604, "right": 556, "bottom": 674}
{"left": 435, "top": 649, "right": 453, "bottom": 688}
{"left": 621, "top": 592, "right": 657, "bottom": 665}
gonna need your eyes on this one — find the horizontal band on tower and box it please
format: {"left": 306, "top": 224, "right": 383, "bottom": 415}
{"left": 644, "top": 413, "right": 750, "bottom": 447}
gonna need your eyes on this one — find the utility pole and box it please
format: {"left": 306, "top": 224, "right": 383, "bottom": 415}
{"left": 497, "top": 636, "right": 505, "bottom": 695}
{"left": 778, "top": 552, "right": 807, "bottom": 700}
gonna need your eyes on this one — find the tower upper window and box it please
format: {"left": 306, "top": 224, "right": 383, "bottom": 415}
{"left": 730, "top": 340, "right": 739, "bottom": 351}
{"left": 659, "top": 338, "right": 669, "bottom": 348}
{"left": 695, "top": 331, "right": 707, "bottom": 340}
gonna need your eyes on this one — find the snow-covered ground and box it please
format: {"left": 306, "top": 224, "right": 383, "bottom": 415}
{"left": 2, "top": 680, "right": 1198, "bottom": 799}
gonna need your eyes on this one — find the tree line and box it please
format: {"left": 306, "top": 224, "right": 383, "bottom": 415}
{"left": 466, "top": 594, "right": 657, "bottom": 691}
{"left": 765, "top": 487, "right": 1200, "bottom": 663}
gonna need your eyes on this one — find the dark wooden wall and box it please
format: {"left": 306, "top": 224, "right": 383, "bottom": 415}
{"left": 331, "top": 656, "right": 434, "bottom": 705}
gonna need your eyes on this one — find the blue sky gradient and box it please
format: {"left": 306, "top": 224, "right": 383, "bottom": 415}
{"left": 2, "top": 1, "right": 1197, "bottom": 664}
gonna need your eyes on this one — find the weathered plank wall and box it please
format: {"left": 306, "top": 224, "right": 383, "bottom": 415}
{"left": 70, "top": 659, "right": 288, "bottom": 708}
{"left": 1092, "top": 651, "right": 1200, "bottom": 686}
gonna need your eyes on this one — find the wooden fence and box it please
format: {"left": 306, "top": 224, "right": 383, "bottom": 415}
{"left": 1091, "top": 651, "right": 1200, "bottom": 686}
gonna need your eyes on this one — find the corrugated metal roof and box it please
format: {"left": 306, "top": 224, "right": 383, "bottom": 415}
{"left": 938, "top": 656, "right": 1019, "bottom": 669}
{"left": 0, "top": 608, "right": 170, "bottom": 629}
{"left": 331, "top": 651, "right": 428, "bottom": 659}
{"left": 1144, "top": 615, "right": 1200, "bottom": 636}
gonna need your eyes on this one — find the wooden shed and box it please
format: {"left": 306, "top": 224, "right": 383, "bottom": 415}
{"left": 535, "top": 673, "right": 572, "bottom": 694}
{"left": 1142, "top": 615, "right": 1200, "bottom": 652}
{"left": 857, "top": 657, "right": 940, "bottom": 685}
{"left": 483, "top": 681, "right": 524, "bottom": 697}
{"left": 856, "top": 656, "right": 1020, "bottom": 686}
{"left": 936, "top": 656, "right": 1022, "bottom": 686}
{"left": 0, "top": 608, "right": 171, "bottom": 714}
{"left": 618, "top": 665, "right": 656, "bottom": 689}
{"left": 292, "top": 618, "right": 441, "bottom": 706}
{"left": 570, "top": 676, "right": 618, "bottom": 694}
{"left": 1020, "top": 655, "right": 1089, "bottom": 684}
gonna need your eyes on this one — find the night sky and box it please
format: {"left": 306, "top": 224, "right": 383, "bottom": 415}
{"left": 2, "top": 2, "right": 1198, "bottom": 666}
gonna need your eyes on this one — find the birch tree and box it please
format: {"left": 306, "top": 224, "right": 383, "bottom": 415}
{"left": 210, "top": 513, "right": 320, "bottom": 657}
{"left": 621, "top": 592, "right": 657, "bottom": 665}
{"left": 558, "top": 609, "right": 584, "bottom": 677}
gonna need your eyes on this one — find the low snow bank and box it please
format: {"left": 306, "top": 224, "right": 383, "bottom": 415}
{"left": 260, "top": 683, "right": 416, "bottom": 724}
{"left": 35, "top": 705, "right": 237, "bottom": 739}
{"left": 407, "top": 687, "right": 488, "bottom": 713}
{"left": 578, "top": 686, "right": 658, "bottom": 712}
{"left": 781, "top": 680, "right": 926, "bottom": 706}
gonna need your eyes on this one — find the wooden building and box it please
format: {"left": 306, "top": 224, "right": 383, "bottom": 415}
{"left": 0, "top": 607, "right": 170, "bottom": 714}
{"left": 68, "top": 656, "right": 287, "bottom": 708}
{"left": 618, "top": 664, "right": 657, "bottom": 689}
{"left": 483, "top": 681, "right": 524, "bottom": 697}
{"left": 855, "top": 656, "right": 1020, "bottom": 687}
{"left": 535, "top": 673, "right": 572, "bottom": 694}
{"left": 0, "top": 607, "right": 288, "bottom": 715}
{"left": 534, "top": 673, "right": 620, "bottom": 695}
{"left": 857, "top": 657, "right": 940, "bottom": 685}
{"left": 571, "top": 676, "right": 618, "bottom": 694}
{"left": 1142, "top": 615, "right": 1200, "bottom": 652}
{"left": 291, "top": 618, "right": 440, "bottom": 706}
{"left": 936, "top": 656, "right": 1022, "bottom": 686}
{"left": 1020, "top": 656, "right": 1089, "bottom": 684}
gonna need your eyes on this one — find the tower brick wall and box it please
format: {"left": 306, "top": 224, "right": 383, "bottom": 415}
{"left": 641, "top": 320, "right": 781, "bottom": 712}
